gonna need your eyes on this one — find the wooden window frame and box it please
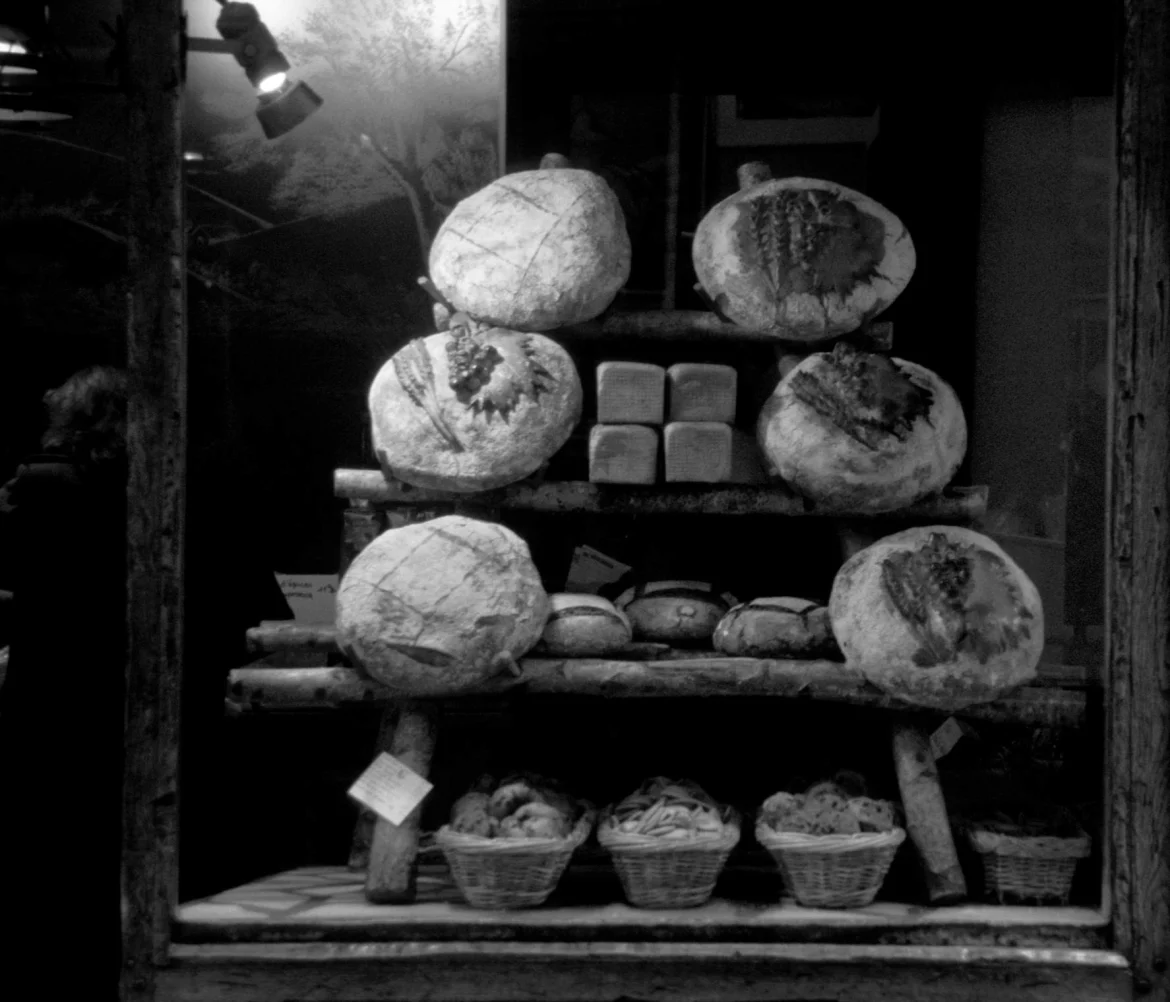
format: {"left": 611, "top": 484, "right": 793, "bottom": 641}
{"left": 118, "top": 0, "right": 1168, "bottom": 999}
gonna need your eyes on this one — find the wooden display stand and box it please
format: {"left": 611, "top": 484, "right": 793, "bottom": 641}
{"left": 119, "top": 0, "right": 1170, "bottom": 998}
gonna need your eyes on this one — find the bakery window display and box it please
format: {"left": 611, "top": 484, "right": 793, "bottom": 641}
{"left": 210, "top": 144, "right": 1100, "bottom": 969}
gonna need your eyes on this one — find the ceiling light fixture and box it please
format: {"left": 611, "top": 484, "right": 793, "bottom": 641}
{"left": 186, "top": 1, "right": 322, "bottom": 140}
{"left": 0, "top": 24, "right": 75, "bottom": 125}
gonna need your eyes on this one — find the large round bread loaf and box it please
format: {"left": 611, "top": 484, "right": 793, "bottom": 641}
{"left": 428, "top": 163, "right": 631, "bottom": 331}
{"left": 615, "top": 581, "right": 733, "bottom": 646}
{"left": 370, "top": 325, "right": 583, "bottom": 492}
{"left": 713, "top": 597, "right": 838, "bottom": 658}
{"left": 757, "top": 342, "right": 967, "bottom": 514}
{"left": 828, "top": 525, "right": 1044, "bottom": 710}
{"left": 540, "top": 593, "right": 632, "bottom": 656}
{"left": 336, "top": 515, "right": 549, "bottom": 696}
{"left": 692, "top": 176, "right": 915, "bottom": 340}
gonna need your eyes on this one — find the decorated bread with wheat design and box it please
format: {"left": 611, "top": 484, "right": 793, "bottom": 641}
{"left": 828, "top": 525, "right": 1044, "bottom": 711}
{"left": 757, "top": 342, "right": 967, "bottom": 514}
{"left": 428, "top": 156, "right": 631, "bottom": 332}
{"left": 369, "top": 320, "right": 583, "bottom": 493}
{"left": 692, "top": 176, "right": 915, "bottom": 340}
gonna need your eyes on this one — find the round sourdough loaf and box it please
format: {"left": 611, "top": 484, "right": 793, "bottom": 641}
{"left": 540, "top": 593, "right": 632, "bottom": 656}
{"left": 428, "top": 159, "right": 631, "bottom": 332}
{"left": 615, "top": 581, "right": 733, "bottom": 646}
{"left": 713, "top": 597, "right": 838, "bottom": 658}
{"left": 336, "top": 515, "right": 549, "bottom": 696}
{"left": 370, "top": 324, "right": 582, "bottom": 493}
{"left": 828, "top": 525, "right": 1044, "bottom": 710}
{"left": 692, "top": 175, "right": 915, "bottom": 340}
{"left": 757, "top": 342, "right": 967, "bottom": 514}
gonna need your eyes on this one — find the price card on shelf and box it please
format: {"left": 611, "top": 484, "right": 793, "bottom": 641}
{"left": 348, "top": 752, "right": 434, "bottom": 826}
{"left": 929, "top": 716, "right": 965, "bottom": 761}
{"left": 564, "top": 544, "right": 631, "bottom": 594}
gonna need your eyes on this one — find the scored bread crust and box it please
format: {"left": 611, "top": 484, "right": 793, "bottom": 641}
{"left": 369, "top": 328, "right": 583, "bottom": 493}
{"left": 828, "top": 525, "right": 1044, "bottom": 711}
{"left": 692, "top": 177, "right": 916, "bottom": 341}
{"left": 757, "top": 353, "right": 967, "bottom": 514}
{"left": 429, "top": 168, "right": 632, "bottom": 332}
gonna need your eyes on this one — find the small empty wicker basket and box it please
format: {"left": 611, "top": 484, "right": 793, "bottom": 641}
{"left": 437, "top": 813, "right": 593, "bottom": 909}
{"left": 966, "top": 827, "right": 1091, "bottom": 905}
{"left": 756, "top": 823, "right": 906, "bottom": 908}
{"left": 598, "top": 809, "right": 741, "bottom": 909}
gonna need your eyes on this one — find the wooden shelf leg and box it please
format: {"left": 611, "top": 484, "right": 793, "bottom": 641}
{"left": 347, "top": 704, "right": 397, "bottom": 872}
{"left": 892, "top": 722, "right": 968, "bottom": 905}
{"left": 364, "top": 700, "right": 439, "bottom": 904}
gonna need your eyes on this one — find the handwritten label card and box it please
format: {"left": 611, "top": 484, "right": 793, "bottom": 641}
{"left": 274, "top": 572, "right": 339, "bottom": 625}
{"left": 347, "top": 752, "right": 434, "bottom": 826}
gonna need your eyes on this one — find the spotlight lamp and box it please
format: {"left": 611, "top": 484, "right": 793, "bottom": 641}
{"left": 196, "top": 0, "right": 322, "bottom": 139}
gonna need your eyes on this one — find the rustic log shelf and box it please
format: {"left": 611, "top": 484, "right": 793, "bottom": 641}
{"left": 547, "top": 311, "right": 896, "bottom": 350}
{"left": 228, "top": 658, "right": 1088, "bottom": 728}
{"left": 333, "top": 470, "right": 990, "bottom": 519}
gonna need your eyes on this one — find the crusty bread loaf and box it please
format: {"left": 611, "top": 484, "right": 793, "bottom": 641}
{"left": 370, "top": 325, "right": 582, "bottom": 493}
{"left": 540, "top": 593, "right": 632, "bottom": 656}
{"left": 692, "top": 176, "right": 915, "bottom": 341}
{"left": 336, "top": 515, "right": 549, "bottom": 696}
{"left": 429, "top": 165, "right": 631, "bottom": 332}
{"left": 615, "top": 581, "right": 734, "bottom": 646}
{"left": 713, "top": 597, "right": 838, "bottom": 658}
{"left": 828, "top": 525, "right": 1044, "bottom": 710}
{"left": 757, "top": 342, "right": 966, "bottom": 514}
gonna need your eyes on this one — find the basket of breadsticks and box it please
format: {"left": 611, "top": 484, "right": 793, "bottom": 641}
{"left": 436, "top": 772, "right": 594, "bottom": 909}
{"left": 755, "top": 777, "right": 905, "bottom": 908}
{"left": 597, "top": 777, "right": 741, "bottom": 908}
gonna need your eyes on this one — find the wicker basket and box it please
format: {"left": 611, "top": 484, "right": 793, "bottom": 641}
{"left": 598, "top": 808, "right": 741, "bottom": 909}
{"left": 966, "top": 827, "right": 1091, "bottom": 905}
{"left": 755, "top": 822, "right": 906, "bottom": 908}
{"left": 436, "top": 812, "right": 593, "bottom": 909}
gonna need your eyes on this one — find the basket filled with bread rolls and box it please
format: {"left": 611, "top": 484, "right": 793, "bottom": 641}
{"left": 597, "top": 777, "right": 740, "bottom": 908}
{"left": 755, "top": 775, "right": 905, "bottom": 908}
{"left": 436, "top": 772, "right": 594, "bottom": 909}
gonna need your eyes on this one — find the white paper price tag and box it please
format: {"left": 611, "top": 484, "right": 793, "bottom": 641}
{"left": 348, "top": 752, "right": 434, "bottom": 826}
{"left": 929, "top": 716, "right": 965, "bottom": 761}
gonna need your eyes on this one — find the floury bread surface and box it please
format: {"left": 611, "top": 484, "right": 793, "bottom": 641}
{"left": 336, "top": 516, "right": 549, "bottom": 696}
{"left": 828, "top": 525, "right": 1044, "bottom": 711}
{"left": 370, "top": 325, "right": 582, "bottom": 492}
{"left": 428, "top": 164, "right": 631, "bottom": 332}
{"left": 664, "top": 422, "right": 732, "bottom": 483}
{"left": 667, "top": 363, "right": 737, "bottom": 423}
{"left": 757, "top": 342, "right": 966, "bottom": 513}
{"left": 596, "top": 361, "right": 665, "bottom": 424}
{"left": 692, "top": 176, "right": 915, "bottom": 341}
{"left": 589, "top": 424, "right": 658, "bottom": 484}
